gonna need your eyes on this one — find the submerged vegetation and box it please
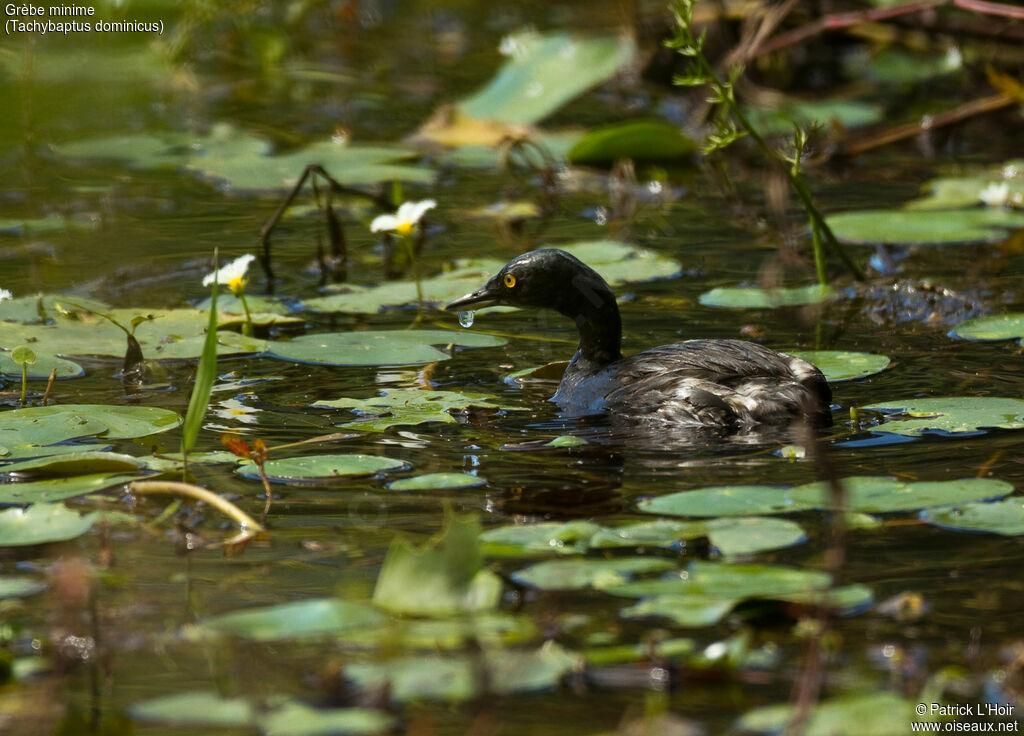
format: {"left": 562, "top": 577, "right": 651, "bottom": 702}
{"left": 1, "top": 0, "right": 1024, "bottom": 734}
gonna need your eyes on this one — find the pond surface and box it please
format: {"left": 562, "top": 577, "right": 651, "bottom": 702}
{"left": 3, "top": 2, "right": 1024, "bottom": 735}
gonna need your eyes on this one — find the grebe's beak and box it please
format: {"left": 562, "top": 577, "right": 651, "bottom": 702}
{"left": 445, "top": 279, "right": 502, "bottom": 311}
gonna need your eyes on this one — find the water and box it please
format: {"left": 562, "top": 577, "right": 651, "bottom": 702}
{"left": 2, "top": 3, "right": 1024, "bottom": 734}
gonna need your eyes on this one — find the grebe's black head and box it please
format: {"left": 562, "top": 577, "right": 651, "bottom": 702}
{"left": 446, "top": 248, "right": 623, "bottom": 367}
{"left": 446, "top": 249, "right": 615, "bottom": 316}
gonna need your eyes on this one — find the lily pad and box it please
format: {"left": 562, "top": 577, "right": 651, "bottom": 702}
{"left": 0, "top": 473, "right": 142, "bottom": 506}
{"left": 923, "top": 498, "right": 1024, "bottom": 536}
{"left": 260, "top": 702, "right": 396, "bottom": 736}
{"left": 605, "top": 561, "right": 831, "bottom": 599}
{"left": 0, "top": 294, "right": 110, "bottom": 324}
{"left": 510, "top": 557, "right": 676, "bottom": 591}
{"left": 567, "top": 120, "right": 696, "bottom": 165}
{"left": 699, "top": 284, "right": 836, "bottom": 309}
{"left": 639, "top": 476, "right": 1012, "bottom": 517}
{"left": 268, "top": 329, "right": 504, "bottom": 367}
{"left": 483, "top": 517, "right": 805, "bottom": 558}
{"left": 458, "top": 31, "right": 636, "bottom": 126}
{"left": 387, "top": 472, "right": 486, "bottom": 491}
{"left": 744, "top": 98, "right": 884, "bottom": 135}
{"left": 0, "top": 504, "right": 99, "bottom": 546}
{"left": 1, "top": 451, "right": 144, "bottom": 477}
{"left": 316, "top": 388, "right": 508, "bottom": 431}
{"left": 0, "top": 576, "right": 47, "bottom": 599}
{"left": 787, "top": 350, "right": 890, "bottom": 382}
{"left": 128, "top": 691, "right": 255, "bottom": 728}
{"left": 0, "top": 350, "right": 84, "bottom": 380}
{"left": 195, "top": 598, "right": 385, "bottom": 641}
{"left": 737, "top": 691, "right": 914, "bottom": 736}
{"left": 827, "top": 208, "right": 1024, "bottom": 245}
{"left": 861, "top": 397, "right": 1024, "bottom": 436}
{"left": 952, "top": 313, "right": 1024, "bottom": 342}
{"left": 373, "top": 512, "right": 501, "bottom": 617}
{"left": 235, "top": 454, "right": 408, "bottom": 483}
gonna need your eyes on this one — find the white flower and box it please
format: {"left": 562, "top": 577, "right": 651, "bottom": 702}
{"left": 370, "top": 199, "right": 436, "bottom": 236}
{"left": 0, "top": 289, "right": 12, "bottom": 302}
{"left": 203, "top": 253, "right": 256, "bottom": 293}
{"left": 978, "top": 182, "right": 1009, "bottom": 208}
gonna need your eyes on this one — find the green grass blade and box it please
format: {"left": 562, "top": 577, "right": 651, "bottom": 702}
{"left": 181, "top": 255, "right": 219, "bottom": 457}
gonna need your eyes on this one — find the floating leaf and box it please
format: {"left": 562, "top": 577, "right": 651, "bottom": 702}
{"left": 861, "top": 397, "right": 1024, "bottom": 436}
{"left": 567, "top": 120, "right": 696, "bottom": 165}
{"left": 315, "top": 388, "right": 508, "bottom": 431}
{"left": 373, "top": 512, "right": 501, "bottom": 617}
{"left": 0, "top": 576, "right": 47, "bottom": 599}
{"left": 235, "top": 454, "right": 407, "bottom": 483}
{"left": 0, "top": 294, "right": 109, "bottom": 325}
{"left": 639, "top": 476, "right": 1012, "bottom": 517}
{"left": 605, "top": 561, "right": 831, "bottom": 599}
{"left": 195, "top": 598, "right": 385, "bottom": 641}
{"left": 0, "top": 504, "right": 99, "bottom": 546}
{"left": 699, "top": 284, "right": 836, "bottom": 308}
{"left": 737, "top": 692, "right": 913, "bottom": 736}
{"left": 337, "top": 614, "right": 537, "bottom": 650}
{"left": 744, "top": 98, "right": 884, "bottom": 135}
{"left": 619, "top": 595, "right": 739, "bottom": 627}
{"left": 0, "top": 472, "right": 142, "bottom": 505}
{"left": 128, "top": 691, "right": 255, "bottom": 728}
{"left": 268, "top": 330, "right": 504, "bottom": 366}
{"left": 458, "top": 32, "right": 635, "bottom": 126}
{"left": 827, "top": 208, "right": 1024, "bottom": 245}
{"left": 787, "top": 350, "right": 890, "bottom": 382}
{"left": 544, "top": 435, "right": 587, "bottom": 448}
{"left": 484, "top": 517, "right": 804, "bottom": 558}
{"left": 260, "top": 702, "right": 397, "bottom": 736}
{"left": 923, "top": 498, "right": 1024, "bottom": 536}
{"left": 952, "top": 313, "right": 1024, "bottom": 342}
{"left": 510, "top": 557, "right": 675, "bottom": 591}
{"left": 387, "top": 472, "right": 486, "bottom": 491}
{"left": 0, "top": 350, "right": 83, "bottom": 380}
{"left": 582, "top": 637, "right": 695, "bottom": 666}
{"left": 1, "top": 451, "right": 144, "bottom": 477}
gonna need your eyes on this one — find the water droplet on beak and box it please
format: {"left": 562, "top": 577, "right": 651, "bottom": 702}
{"left": 458, "top": 310, "right": 475, "bottom": 328}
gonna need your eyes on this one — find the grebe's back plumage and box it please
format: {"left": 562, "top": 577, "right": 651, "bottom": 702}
{"left": 446, "top": 248, "right": 831, "bottom": 428}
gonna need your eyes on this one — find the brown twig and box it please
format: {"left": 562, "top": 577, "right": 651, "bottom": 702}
{"left": 42, "top": 367, "right": 56, "bottom": 406}
{"left": 835, "top": 92, "right": 1014, "bottom": 158}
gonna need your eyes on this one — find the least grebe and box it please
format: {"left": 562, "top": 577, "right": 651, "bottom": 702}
{"left": 446, "top": 248, "right": 831, "bottom": 427}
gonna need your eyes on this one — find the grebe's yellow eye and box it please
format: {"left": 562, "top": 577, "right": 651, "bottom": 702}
{"left": 503, "top": 273, "right": 517, "bottom": 288}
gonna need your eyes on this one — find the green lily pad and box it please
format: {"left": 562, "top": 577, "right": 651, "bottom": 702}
{"left": 0, "top": 473, "right": 142, "bottom": 506}
{"left": 56, "top": 133, "right": 182, "bottom": 169}
{"left": 510, "top": 557, "right": 676, "bottom": 591}
{"left": 744, "top": 98, "right": 884, "bottom": 135}
{"left": 699, "top": 284, "right": 836, "bottom": 309}
{"left": 0, "top": 350, "right": 84, "bottom": 379}
{"left": 458, "top": 31, "right": 636, "bottom": 126}
{"left": 737, "top": 691, "right": 914, "bottom": 736}
{"left": 0, "top": 576, "right": 47, "bottom": 599}
{"left": 337, "top": 613, "right": 537, "bottom": 651}
{"left": 619, "top": 595, "right": 739, "bottom": 627}
{"left": 483, "top": 517, "right": 805, "bottom": 558}
{"left": 567, "top": 120, "right": 696, "bottom": 165}
{"left": 791, "top": 476, "right": 1012, "bottom": 513}
{"left": 639, "top": 476, "right": 1012, "bottom": 517}
{"left": 260, "top": 702, "right": 397, "bottom": 736}
{"left": 195, "top": 598, "right": 386, "bottom": 641}
{"left": 787, "top": 350, "right": 890, "bottom": 382}
{"left": 1, "top": 451, "right": 144, "bottom": 477}
{"left": 235, "top": 454, "right": 408, "bottom": 483}
{"left": 268, "top": 329, "right": 504, "bottom": 367}
{"left": 345, "top": 644, "right": 578, "bottom": 703}
{"left": 373, "top": 513, "right": 501, "bottom": 617}
{"left": 906, "top": 162, "right": 1024, "bottom": 210}
{"left": 316, "top": 388, "right": 507, "bottom": 431}
{"left": 861, "top": 397, "right": 1024, "bottom": 436}
{"left": 923, "top": 498, "right": 1024, "bottom": 535}
{"left": 582, "top": 637, "right": 695, "bottom": 666}
{"left": 0, "top": 404, "right": 181, "bottom": 442}
{"left": 953, "top": 313, "right": 1024, "bottom": 342}
{"left": 605, "top": 561, "right": 832, "bottom": 599}
{"left": 827, "top": 208, "right": 1024, "bottom": 245}
{"left": 387, "top": 472, "right": 486, "bottom": 491}
{"left": 0, "top": 294, "right": 110, "bottom": 324}
{"left": 128, "top": 691, "right": 255, "bottom": 728}
{"left": 0, "top": 504, "right": 99, "bottom": 546}
{"left": 545, "top": 435, "right": 587, "bottom": 448}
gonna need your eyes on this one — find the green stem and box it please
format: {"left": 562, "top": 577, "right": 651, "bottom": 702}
{"left": 403, "top": 235, "right": 423, "bottom": 309}
{"left": 19, "top": 364, "right": 27, "bottom": 406}
{"left": 238, "top": 288, "right": 254, "bottom": 338}
{"left": 810, "top": 218, "right": 827, "bottom": 289}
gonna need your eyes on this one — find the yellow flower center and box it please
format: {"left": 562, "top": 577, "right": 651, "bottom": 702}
{"left": 227, "top": 276, "right": 246, "bottom": 294}
{"left": 396, "top": 221, "right": 415, "bottom": 236}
